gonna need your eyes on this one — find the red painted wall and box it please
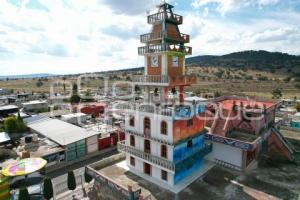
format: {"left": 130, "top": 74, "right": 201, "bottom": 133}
{"left": 173, "top": 115, "right": 205, "bottom": 142}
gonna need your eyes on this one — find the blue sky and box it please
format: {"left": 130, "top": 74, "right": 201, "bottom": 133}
{"left": 0, "top": 0, "right": 300, "bottom": 75}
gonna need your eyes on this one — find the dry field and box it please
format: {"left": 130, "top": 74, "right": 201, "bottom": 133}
{"left": 0, "top": 66, "right": 299, "bottom": 99}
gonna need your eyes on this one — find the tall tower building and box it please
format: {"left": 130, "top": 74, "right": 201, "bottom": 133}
{"left": 118, "top": 2, "right": 212, "bottom": 192}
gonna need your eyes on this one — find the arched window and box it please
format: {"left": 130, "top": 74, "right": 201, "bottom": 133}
{"left": 129, "top": 116, "right": 135, "bottom": 127}
{"left": 144, "top": 117, "right": 151, "bottom": 136}
{"left": 161, "top": 121, "right": 167, "bottom": 135}
{"left": 130, "top": 135, "right": 135, "bottom": 147}
{"left": 161, "top": 145, "right": 167, "bottom": 158}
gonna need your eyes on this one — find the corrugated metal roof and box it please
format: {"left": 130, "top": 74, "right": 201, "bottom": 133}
{"left": 25, "top": 116, "right": 99, "bottom": 146}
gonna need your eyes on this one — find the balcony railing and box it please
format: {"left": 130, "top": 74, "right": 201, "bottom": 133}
{"left": 124, "top": 129, "right": 173, "bottom": 146}
{"left": 148, "top": 12, "right": 183, "bottom": 25}
{"left": 119, "top": 103, "right": 204, "bottom": 119}
{"left": 119, "top": 103, "right": 173, "bottom": 117}
{"left": 118, "top": 141, "right": 175, "bottom": 171}
{"left": 140, "top": 32, "right": 163, "bottom": 43}
{"left": 132, "top": 75, "right": 197, "bottom": 85}
{"left": 138, "top": 43, "right": 192, "bottom": 55}
{"left": 140, "top": 32, "right": 190, "bottom": 43}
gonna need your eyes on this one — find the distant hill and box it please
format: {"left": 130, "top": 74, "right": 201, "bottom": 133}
{"left": 186, "top": 50, "right": 300, "bottom": 73}
{"left": 0, "top": 73, "right": 54, "bottom": 80}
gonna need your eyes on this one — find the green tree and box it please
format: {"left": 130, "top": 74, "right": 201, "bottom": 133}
{"left": 43, "top": 176, "right": 54, "bottom": 200}
{"left": 19, "top": 187, "right": 30, "bottom": 200}
{"left": 283, "top": 76, "right": 291, "bottom": 83}
{"left": 36, "top": 79, "right": 44, "bottom": 87}
{"left": 271, "top": 88, "right": 282, "bottom": 99}
{"left": 70, "top": 94, "right": 81, "bottom": 104}
{"left": 295, "top": 83, "right": 300, "bottom": 89}
{"left": 67, "top": 171, "right": 76, "bottom": 191}
{"left": 84, "top": 172, "right": 93, "bottom": 183}
{"left": 4, "top": 116, "right": 27, "bottom": 134}
{"left": 72, "top": 83, "right": 78, "bottom": 94}
{"left": 214, "top": 91, "right": 222, "bottom": 98}
{"left": 296, "top": 102, "right": 300, "bottom": 112}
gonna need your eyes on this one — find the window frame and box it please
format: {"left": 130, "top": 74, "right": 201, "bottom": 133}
{"left": 161, "top": 144, "right": 167, "bottom": 159}
{"left": 161, "top": 121, "right": 168, "bottom": 135}
{"left": 130, "top": 156, "right": 135, "bottom": 166}
{"left": 130, "top": 135, "right": 135, "bottom": 147}
{"left": 161, "top": 170, "right": 168, "bottom": 181}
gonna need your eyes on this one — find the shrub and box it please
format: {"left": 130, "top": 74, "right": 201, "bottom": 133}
{"left": 43, "top": 177, "right": 54, "bottom": 200}
{"left": 67, "top": 171, "right": 76, "bottom": 191}
{"left": 19, "top": 187, "right": 30, "bottom": 200}
{"left": 84, "top": 172, "right": 93, "bottom": 183}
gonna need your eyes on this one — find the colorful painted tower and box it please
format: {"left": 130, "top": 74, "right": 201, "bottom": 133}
{"left": 118, "top": 2, "right": 212, "bottom": 192}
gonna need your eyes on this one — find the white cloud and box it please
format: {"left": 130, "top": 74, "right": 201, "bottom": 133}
{"left": 191, "top": 0, "right": 280, "bottom": 15}
{"left": 0, "top": 0, "right": 299, "bottom": 75}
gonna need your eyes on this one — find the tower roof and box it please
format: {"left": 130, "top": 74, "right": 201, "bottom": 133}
{"left": 157, "top": 2, "right": 174, "bottom": 9}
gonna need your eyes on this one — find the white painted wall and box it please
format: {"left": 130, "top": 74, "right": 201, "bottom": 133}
{"left": 206, "top": 142, "right": 243, "bottom": 168}
{"left": 125, "top": 134, "right": 173, "bottom": 162}
{"left": 126, "top": 155, "right": 174, "bottom": 186}
{"left": 86, "top": 135, "right": 98, "bottom": 153}
{"left": 125, "top": 111, "right": 174, "bottom": 143}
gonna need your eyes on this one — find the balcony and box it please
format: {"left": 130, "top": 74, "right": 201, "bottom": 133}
{"left": 119, "top": 103, "right": 204, "bottom": 119}
{"left": 148, "top": 12, "right": 183, "bottom": 25}
{"left": 124, "top": 129, "right": 173, "bottom": 146}
{"left": 140, "top": 32, "right": 190, "bottom": 43}
{"left": 118, "top": 141, "right": 175, "bottom": 171}
{"left": 140, "top": 32, "right": 163, "bottom": 43}
{"left": 138, "top": 43, "right": 192, "bottom": 55}
{"left": 132, "top": 75, "right": 197, "bottom": 86}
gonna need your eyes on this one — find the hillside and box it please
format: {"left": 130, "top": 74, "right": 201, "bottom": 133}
{"left": 186, "top": 50, "right": 300, "bottom": 73}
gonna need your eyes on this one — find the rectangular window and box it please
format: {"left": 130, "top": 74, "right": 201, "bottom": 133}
{"left": 144, "top": 163, "right": 151, "bottom": 176}
{"left": 161, "top": 170, "right": 167, "bottom": 181}
{"left": 130, "top": 156, "right": 135, "bottom": 166}
{"left": 187, "top": 119, "right": 193, "bottom": 127}
{"left": 161, "top": 145, "right": 167, "bottom": 158}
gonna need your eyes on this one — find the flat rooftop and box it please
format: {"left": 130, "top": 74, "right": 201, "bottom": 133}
{"left": 97, "top": 161, "right": 152, "bottom": 198}
{"left": 25, "top": 116, "right": 99, "bottom": 146}
{"left": 226, "top": 131, "right": 258, "bottom": 142}
{"left": 88, "top": 146, "right": 300, "bottom": 200}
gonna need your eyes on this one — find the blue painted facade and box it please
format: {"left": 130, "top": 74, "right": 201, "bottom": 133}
{"left": 174, "top": 143, "right": 212, "bottom": 184}
{"left": 172, "top": 134, "right": 212, "bottom": 184}
{"left": 173, "top": 134, "right": 205, "bottom": 163}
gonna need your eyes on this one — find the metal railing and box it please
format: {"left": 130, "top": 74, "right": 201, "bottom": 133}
{"left": 124, "top": 129, "right": 173, "bottom": 146}
{"left": 132, "top": 75, "right": 197, "bottom": 85}
{"left": 140, "top": 32, "right": 190, "bottom": 43}
{"left": 140, "top": 32, "right": 163, "bottom": 43}
{"left": 148, "top": 12, "right": 183, "bottom": 24}
{"left": 132, "top": 75, "right": 169, "bottom": 84}
{"left": 118, "top": 141, "right": 175, "bottom": 171}
{"left": 119, "top": 103, "right": 174, "bottom": 117}
{"left": 138, "top": 43, "right": 192, "bottom": 55}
